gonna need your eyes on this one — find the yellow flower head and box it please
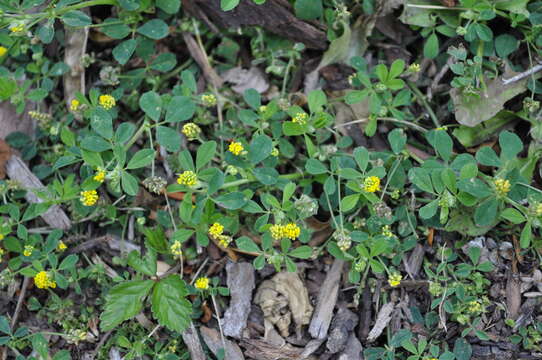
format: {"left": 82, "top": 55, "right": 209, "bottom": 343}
{"left": 34, "top": 271, "right": 56, "bottom": 289}
{"left": 99, "top": 94, "right": 116, "bottom": 110}
{"left": 228, "top": 141, "right": 244, "bottom": 156}
{"left": 177, "top": 171, "right": 197, "bottom": 187}
{"left": 363, "top": 176, "right": 381, "bottom": 193}
{"left": 408, "top": 63, "right": 421, "bottom": 73}
{"left": 283, "top": 223, "right": 300, "bottom": 240}
{"left": 0, "top": 248, "right": 4, "bottom": 259}
{"left": 381, "top": 225, "right": 394, "bottom": 238}
{"left": 70, "top": 99, "right": 80, "bottom": 111}
{"left": 494, "top": 178, "right": 511, "bottom": 197}
{"left": 271, "top": 148, "right": 279, "bottom": 157}
{"left": 0, "top": 47, "right": 7, "bottom": 57}
{"left": 269, "top": 224, "right": 284, "bottom": 240}
{"left": 208, "top": 222, "right": 224, "bottom": 239}
{"left": 467, "top": 300, "right": 482, "bottom": 313}
{"left": 80, "top": 190, "right": 99, "bottom": 206}
{"left": 195, "top": 277, "right": 210, "bottom": 290}
{"left": 182, "top": 123, "right": 201, "bottom": 140}
{"left": 217, "top": 234, "right": 232, "bottom": 248}
{"left": 9, "top": 24, "right": 24, "bottom": 33}
{"left": 201, "top": 94, "right": 216, "bottom": 107}
{"left": 0, "top": 234, "right": 4, "bottom": 241}
{"left": 259, "top": 105, "right": 267, "bottom": 113}
{"left": 93, "top": 168, "right": 106, "bottom": 183}
{"left": 536, "top": 203, "right": 542, "bottom": 217}
{"left": 292, "top": 112, "right": 308, "bottom": 125}
{"left": 170, "top": 240, "right": 183, "bottom": 257}
{"left": 23, "top": 245, "right": 34, "bottom": 257}
{"left": 57, "top": 241, "right": 67, "bottom": 251}
{"left": 388, "top": 272, "right": 402, "bottom": 287}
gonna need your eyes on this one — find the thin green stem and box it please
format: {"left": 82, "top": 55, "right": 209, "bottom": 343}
{"left": 408, "top": 81, "right": 441, "bottom": 128}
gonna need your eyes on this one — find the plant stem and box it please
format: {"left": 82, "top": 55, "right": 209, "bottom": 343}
{"left": 408, "top": 81, "right": 441, "bottom": 128}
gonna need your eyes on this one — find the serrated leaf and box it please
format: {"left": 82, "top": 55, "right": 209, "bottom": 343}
{"left": 100, "top": 280, "right": 154, "bottom": 331}
{"left": 151, "top": 275, "right": 192, "bottom": 333}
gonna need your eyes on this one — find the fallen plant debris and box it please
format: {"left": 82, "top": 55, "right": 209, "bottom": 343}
{"left": 1, "top": 0, "right": 542, "bottom": 359}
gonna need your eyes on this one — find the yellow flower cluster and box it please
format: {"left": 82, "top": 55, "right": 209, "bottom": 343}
{"left": 0, "top": 47, "right": 7, "bottom": 57}
{"left": 363, "top": 176, "right": 381, "bottom": 193}
{"left": 494, "top": 178, "right": 510, "bottom": 197}
{"left": 388, "top": 272, "right": 402, "bottom": 287}
{"left": 228, "top": 141, "right": 244, "bottom": 156}
{"left": 408, "top": 63, "right": 421, "bottom": 73}
{"left": 170, "top": 240, "right": 183, "bottom": 257}
{"left": 292, "top": 112, "right": 308, "bottom": 125}
{"left": 0, "top": 234, "right": 3, "bottom": 241}
{"left": 56, "top": 240, "right": 68, "bottom": 251}
{"left": 467, "top": 300, "right": 482, "bottom": 313}
{"left": 182, "top": 123, "right": 201, "bottom": 140}
{"left": 269, "top": 223, "right": 300, "bottom": 240}
{"left": 99, "top": 94, "right": 116, "bottom": 109}
{"left": 9, "top": 24, "right": 24, "bottom": 33}
{"left": 23, "top": 245, "right": 34, "bottom": 257}
{"left": 177, "top": 171, "right": 197, "bottom": 187}
{"left": 34, "top": 271, "right": 56, "bottom": 289}
{"left": 271, "top": 148, "right": 279, "bottom": 157}
{"left": 381, "top": 225, "right": 394, "bottom": 238}
{"left": 70, "top": 99, "right": 80, "bottom": 111}
{"left": 194, "top": 277, "right": 209, "bottom": 290}
{"left": 208, "top": 222, "right": 224, "bottom": 238}
{"left": 93, "top": 168, "right": 106, "bottom": 183}
{"left": 201, "top": 94, "right": 216, "bottom": 107}
{"left": 57, "top": 241, "right": 67, "bottom": 251}
{"left": 80, "top": 190, "right": 99, "bottom": 206}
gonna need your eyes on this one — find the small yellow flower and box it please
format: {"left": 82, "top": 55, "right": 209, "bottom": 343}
{"left": 201, "top": 94, "right": 216, "bottom": 107}
{"left": 536, "top": 203, "right": 542, "bottom": 217}
{"left": 269, "top": 224, "right": 284, "bottom": 240}
{"left": 70, "top": 99, "right": 80, "bottom": 111}
{"left": 34, "top": 271, "right": 56, "bottom": 289}
{"left": 57, "top": 241, "right": 67, "bottom": 251}
{"left": 217, "top": 234, "right": 232, "bottom": 248}
{"left": 23, "top": 245, "right": 34, "bottom": 257}
{"left": 0, "top": 248, "right": 4, "bottom": 259}
{"left": 388, "top": 272, "right": 402, "bottom": 287}
{"left": 467, "top": 300, "right": 482, "bottom": 313}
{"left": 292, "top": 112, "right": 308, "bottom": 125}
{"left": 228, "top": 141, "right": 244, "bottom": 156}
{"left": 170, "top": 240, "right": 183, "bottom": 257}
{"left": 259, "top": 105, "right": 267, "bottom": 113}
{"left": 99, "top": 94, "right": 116, "bottom": 110}
{"left": 363, "top": 176, "right": 381, "bottom": 193}
{"left": 177, "top": 171, "right": 197, "bottom": 187}
{"left": 182, "top": 123, "right": 201, "bottom": 140}
{"left": 381, "top": 225, "right": 394, "bottom": 238}
{"left": 271, "top": 148, "right": 279, "bottom": 157}
{"left": 93, "top": 169, "right": 106, "bottom": 183}
{"left": 0, "top": 47, "right": 7, "bottom": 57}
{"left": 283, "top": 223, "right": 300, "bottom": 240}
{"left": 494, "top": 178, "right": 511, "bottom": 197}
{"left": 195, "top": 277, "right": 210, "bottom": 290}
{"left": 9, "top": 24, "right": 24, "bottom": 33}
{"left": 80, "top": 190, "right": 99, "bottom": 206}
{"left": 208, "top": 222, "right": 224, "bottom": 239}
{"left": 0, "top": 234, "right": 4, "bottom": 241}
{"left": 408, "top": 63, "right": 421, "bottom": 73}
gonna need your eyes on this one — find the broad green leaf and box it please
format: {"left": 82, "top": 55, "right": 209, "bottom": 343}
{"left": 165, "top": 96, "right": 195, "bottom": 122}
{"left": 221, "top": 0, "right": 239, "bottom": 11}
{"left": 156, "top": 0, "right": 180, "bottom": 14}
{"left": 499, "top": 130, "right": 522, "bottom": 161}
{"left": 289, "top": 245, "right": 313, "bottom": 259}
{"left": 236, "top": 236, "right": 261, "bottom": 253}
{"left": 306, "top": 159, "right": 328, "bottom": 175}
{"left": 90, "top": 107, "right": 113, "bottom": 139}
{"left": 139, "top": 91, "right": 162, "bottom": 121}
{"left": 151, "top": 275, "right": 192, "bottom": 333}
{"left": 500, "top": 208, "right": 526, "bottom": 224}
{"left": 121, "top": 171, "right": 139, "bottom": 196}
{"left": 127, "top": 149, "right": 155, "bottom": 169}
{"left": 474, "top": 197, "right": 498, "bottom": 226}
{"left": 156, "top": 126, "right": 181, "bottom": 152}
{"left": 215, "top": 192, "right": 248, "bottom": 210}
{"left": 113, "top": 39, "right": 137, "bottom": 65}
{"left": 196, "top": 141, "right": 216, "bottom": 170}
{"left": 61, "top": 10, "right": 91, "bottom": 26}
{"left": 424, "top": 33, "right": 439, "bottom": 59}
{"left": 248, "top": 135, "right": 273, "bottom": 164}
{"left": 100, "top": 280, "right": 154, "bottom": 331}
{"left": 137, "top": 19, "right": 169, "bottom": 40}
